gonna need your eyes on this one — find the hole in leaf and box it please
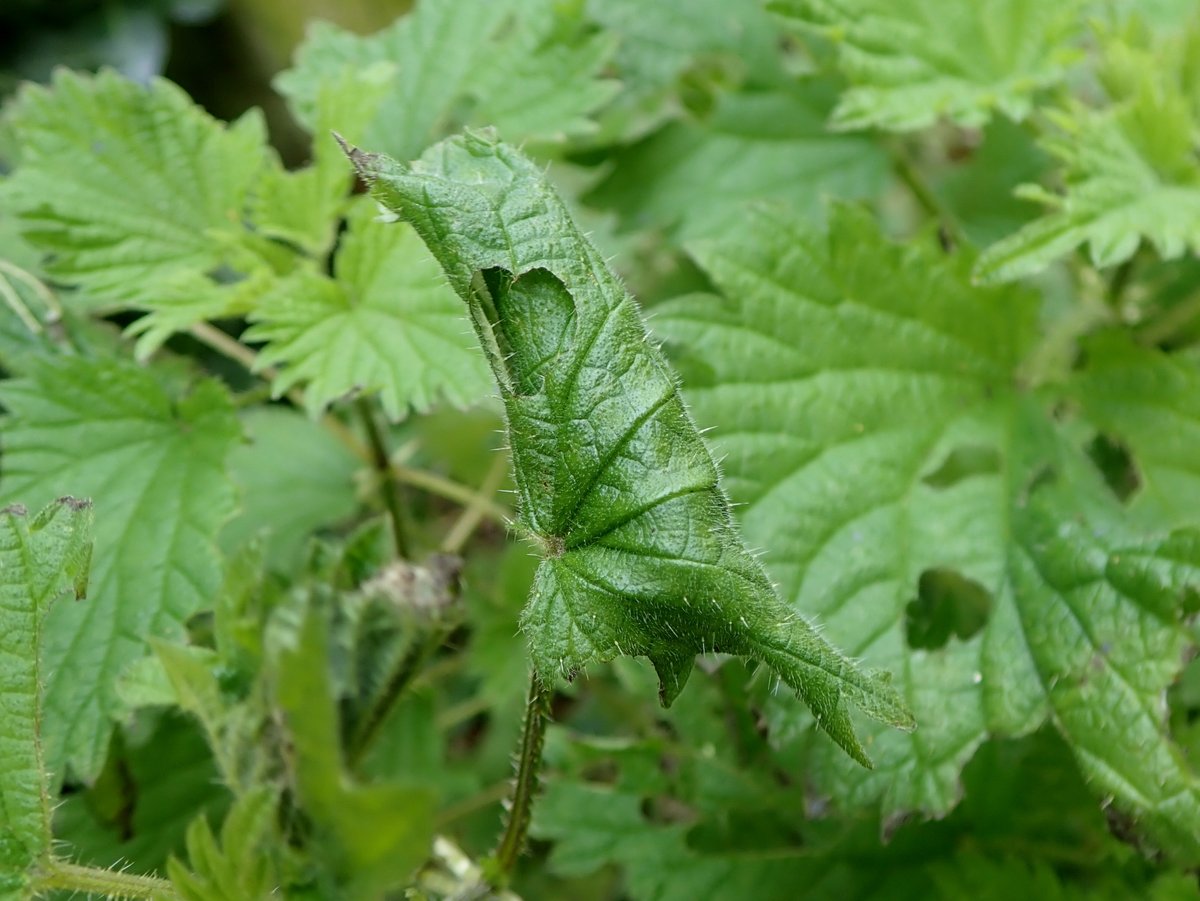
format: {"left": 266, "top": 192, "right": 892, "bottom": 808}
{"left": 1086, "top": 433, "right": 1140, "bottom": 502}
{"left": 922, "top": 444, "right": 1001, "bottom": 488}
{"left": 904, "top": 568, "right": 992, "bottom": 650}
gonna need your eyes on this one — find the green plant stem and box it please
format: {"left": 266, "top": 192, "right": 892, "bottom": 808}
{"left": 888, "top": 141, "right": 963, "bottom": 248}
{"left": 490, "top": 674, "right": 553, "bottom": 884}
{"left": 34, "top": 859, "right": 179, "bottom": 899}
{"left": 357, "top": 398, "right": 411, "bottom": 559}
{"left": 345, "top": 627, "right": 448, "bottom": 769}
{"left": 1139, "top": 290, "right": 1200, "bottom": 347}
{"left": 442, "top": 452, "right": 510, "bottom": 553}
{"left": 187, "top": 322, "right": 370, "bottom": 462}
{"left": 394, "top": 463, "right": 510, "bottom": 524}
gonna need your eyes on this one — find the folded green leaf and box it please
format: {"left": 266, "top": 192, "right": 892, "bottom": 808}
{"left": 0, "top": 498, "right": 92, "bottom": 900}
{"left": 343, "top": 130, "right": 914, "bottom": 766}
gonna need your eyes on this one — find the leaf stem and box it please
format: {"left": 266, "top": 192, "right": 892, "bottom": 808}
{"left": 357, "top": 398, "right": 412, "bottom": 559}
{"left": 441, "top": 452, "right": 510, "bottom": 554}
{"left": 1138, "top": 289, "right": 1200, "bottom": 347}
{"left": 33, "top": 860, "right": 179, "bottom": 899}
{"left": 888, "top": 140, "right": 962, "bottom": 248}
{"left": 490, "top": 673, "right": 553, "bottom": 884}
{"left": 187, "top": 322, "right": 370, "bottom": 462}
{"left": 394, "top": 463, "right": 510, "bottom": 524}
{"left": 345, "top": 627, "right": 448, "bottom": 770}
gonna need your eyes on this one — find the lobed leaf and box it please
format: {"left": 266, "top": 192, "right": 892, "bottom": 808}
{"left": 975, "top": 21, "right": 1200, "bottom": 282}
{"left": 344, "top": 130, "right": 914, "bottom": 766}
{"left": 771, "top": 0, "right": 1082, "bottom": 131}
{"left": 654, "top": 204, "right": 1200, "bottom": 859}
{"left": 276, "top": 0, "right": 617, "bottom": 160}
{"left": 1, "top": 69, "right": 266, "bottom": 306}
{"left": 244, "top": 198, "right": 492, "bottom": 420}
{"left": 0, "top": 356, "right": 240, "bottom": 780}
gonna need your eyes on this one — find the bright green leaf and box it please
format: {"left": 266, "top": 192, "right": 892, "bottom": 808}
{"left": 771, "top": 0, "right": 1082, "bottom": 130}
{"left": 654, "top": 204, "right": 1200, "bottom": 860}
{"left": 267, "top": 589, "right": 437, "bottom": 896}
{"left": 1, "top": 69, "right": 266, "bottom": 307}
{"left": 244, "top": 198, "right": 492, "bottom": 420}
{"left": 0, "top": 499, "right": 91, "bottom": 899}
{"left": 584, "top": 82, "right": 888, "bottom": 240}
{"left": 0, "top": 356, "right": 240, "bottom": 780}
{"left": 975, "top": 23, "right": 1200, "bottom": 282}
{"left": 275, "top": 0, "right": 617, "bottom": 159}
{"left": 221, "top": 407, "right": 361, "bottom": 569}
{"left": 347, "top": 130, "right": 913, "bottom": 766}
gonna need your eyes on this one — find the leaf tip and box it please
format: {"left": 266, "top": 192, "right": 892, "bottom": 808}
{"left": 333, "top": 131, "right": 380, "bottom": 182}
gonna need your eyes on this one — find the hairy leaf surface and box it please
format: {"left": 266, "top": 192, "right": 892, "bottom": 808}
{"left": 345, "top": 131, "right": 913, "bottom": 765}
{"left": 0, "top": 500, "right": 90, "bottom": 900}
{"left": 0, "top": 357, "right": 239, "bottom": 780}
{"left": 654, "top": 205, "right": 1200, "bottom": 859}
{"left": 771, "top": 0, "right": 1081, "bottom": 131}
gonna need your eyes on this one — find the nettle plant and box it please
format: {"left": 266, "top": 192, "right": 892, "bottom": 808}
{"left": 1, "top": 1, "right": 1200, "bottom": 899}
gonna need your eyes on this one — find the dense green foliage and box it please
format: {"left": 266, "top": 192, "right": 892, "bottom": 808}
{"left": 1, "top": 1, "right": 1199, "bottom": 898}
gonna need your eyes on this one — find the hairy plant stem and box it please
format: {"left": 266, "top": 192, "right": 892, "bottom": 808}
{"left": 357, "top": 398, "right": 411, "bottom": 559}
{"left": 888, "top": 140, "right": 963, "bottom": 248}
{"left": 34, "top": 860, "right": 179, "bottom": 899}
{"left": 346, "top": 626, "right": 449, "bottom": 770}
{"left": 490, "top": 674, "right": 553, "bottom": 884}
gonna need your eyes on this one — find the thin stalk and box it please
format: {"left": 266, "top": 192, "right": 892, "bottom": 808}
{"left": 34, "top": 860, "right": 179, "bottom": 899}
{"left": 356, "top": 398, "right": 411, "bottom": 559}
{"left": 490, "top": 674, "right": 553, "bottom": 884}
{"left": 345, "top": 628, "right": 448, "bottom": 769}
{"left": 441, "top": 452, "right": 510, "bottom": 554}
{"left": 888, "top": 141, "right": 963, "bottom": 248}
{"left": 1139, "top": 289, "right": 1200, "bottom": 347}
{"left": 395, "top": 463, "right": 510, "bottom": 524}
{"left": 187, "top": 322, "right": 370, "bottom": 462}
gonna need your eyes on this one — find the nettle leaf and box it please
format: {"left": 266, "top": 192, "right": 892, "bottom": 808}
{"left": 584, "top": 82, "right": 888, "bottom": 241}
{"left": 0, "top": 499, "right": 91, "bottom": 900}
{"left": 975, "top": 23, "right": 1200, "bottom": 282}
{"left": 653, "top": 205, "right": 1200, "bottom": 859}
{"left": 244, "top": 198, "right": 492, "bottom": 420}
{"left": 276, "top": 0, "right": 617, "bottom": 159}
{"left": 267, "top": 589, "right": 436, "bottom": 896}
{"left": 346, "top": 131, "right": 913, "bottom": 766}
{"left": 0, "top": 356, "right": 240, "bottom": 780}
{"left": 770, "top": 0, "right": 1082, "bottom": 131}
{"left": 1, "top": 69, "right": 266, "bottom": 306}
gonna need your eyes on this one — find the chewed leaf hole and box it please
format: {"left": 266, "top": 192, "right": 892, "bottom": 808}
{"left": 922, "top": 444, "right": 1001, "bottom": 489}
{"left": 905, "top": 568, "right": 992, "bottom": 650}
{"left": 1086, "top": 433, "right": 1140, "bottom": 503}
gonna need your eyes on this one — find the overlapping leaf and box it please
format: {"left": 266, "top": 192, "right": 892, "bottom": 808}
{"left": 1, "top": 69, "right": 266, "bottom": 305}
{"left": 654, "top": 205, "right": 1200, "bottom": 860}
{"left": 771, "top": 0, "right": 1082, "bottom": 130}
{"left": 346, "top": 131, "right": 913, "bottom": 765}
{"left": 244, "top": 199, "right": 492, "bottom": 420}
{"left": 275, "top": 0, "right": 617, "bottom": 159}
{"left": 584, "top": 82, "right": 887, "bottom": 240}
{"left": 0, "top": 499, "right": 91, "bottom": 901}
{"left": 0, "top": 356, "right": 240, "bottom": 780}
{"left": 975, "top": 22, "right": 1200, "bottom": 282}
